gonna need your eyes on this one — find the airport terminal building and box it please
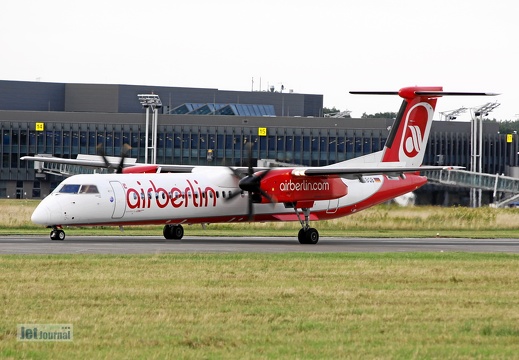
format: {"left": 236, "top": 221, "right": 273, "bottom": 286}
{"left": 1, "top": 80, "right": 517, "bottom": 204}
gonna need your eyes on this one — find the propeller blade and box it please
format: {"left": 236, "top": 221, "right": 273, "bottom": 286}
{"left": 247, "top": 192, "right": 254, "bottom": 221}
{"left": 245, "top": 142, "right": 253, "bottom": 176}
{"left": 229, "top": 167, "right": 244, "bottom": 179}
{"left": 258, "top": 189, "right": 275, "bottom": 204}
{"left": 97, "top": 143, "right": 131, "bottom": 174}
{"left": 226, "top": 190, "right": 243, "bottom": 201}
{"left": 116, "top": 144, "right": 131, "bottom": 174}
{"left": 96, "top": 144, "right": 111, "bottom": 169}
{"left": 256, "top": 168, "right": 271, "bottom": 181}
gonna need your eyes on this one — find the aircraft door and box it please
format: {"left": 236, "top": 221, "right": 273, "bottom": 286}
{"left": 109, "top": 181, "right": 126, "bottom": 219}
{"left": 326, "top": 199, "right": 339, "bottom": 214}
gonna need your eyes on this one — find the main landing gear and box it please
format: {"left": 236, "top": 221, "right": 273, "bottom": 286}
{"left": 294, "top": 208, "right": 319, "bottom": 244}
{"left": 50, "top": 227, "right": 65, "bottom": 241}
{"left": 163, "top": 224, "right": 184, "bottom": 240}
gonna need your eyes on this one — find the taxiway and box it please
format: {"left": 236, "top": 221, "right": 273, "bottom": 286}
{"left": 0, "top": 236, "right": 518, "bottom": 254}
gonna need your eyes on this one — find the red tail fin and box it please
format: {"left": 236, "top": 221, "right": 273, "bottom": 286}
{"left": 381, "top": 86, "right": 441, "bottom": 166}
{"left": 349, "top": 87, "right": 499, "bottom": 166}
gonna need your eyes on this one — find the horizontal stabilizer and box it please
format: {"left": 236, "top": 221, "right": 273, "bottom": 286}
{"left": 350, "top": 90, "right": 499, "bottom": 97}
{"left": 415, "top": 91, "right": 500, "bottom": 97}
{"left": 349, "top": 91, "right": 399, "bottom": 95}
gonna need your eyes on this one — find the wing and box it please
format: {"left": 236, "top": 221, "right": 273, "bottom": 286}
{"left": 292, "top": 165, "right": 463, "bottom": 179}
{"left": 20, "top": 154, "right": 195, "bottom": 173}
{"left": 21, "top": 155, "right": 130, "bottom": 168}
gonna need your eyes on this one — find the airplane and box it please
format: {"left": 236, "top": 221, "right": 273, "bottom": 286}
{"left": 21, "top": 86, "right": 496, "bottom": 243}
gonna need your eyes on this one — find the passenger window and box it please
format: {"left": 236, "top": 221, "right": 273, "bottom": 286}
{"left": 79, "top": 185, "right": 99, "bottom": 194}
{"left": 59, "top": 184, "right": 81, "bottom": 194}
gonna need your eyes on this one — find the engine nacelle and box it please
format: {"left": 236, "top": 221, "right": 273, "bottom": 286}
{"left": 122, "top": 165, "right": 159, "bottom": 174}
{"left": 257, "top": 169, "right": 347, "bottom": 203}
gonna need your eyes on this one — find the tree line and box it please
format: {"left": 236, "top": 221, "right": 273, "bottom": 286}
{"left": 324, "top": 107, "right": 519, "bottom": 133}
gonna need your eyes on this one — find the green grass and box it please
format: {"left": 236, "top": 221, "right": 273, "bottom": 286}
{"left": 2, "top": 200, "right": 519, "bottom": 358}
{"left": 1, "top": 253, "right": 519, "bottom": 359}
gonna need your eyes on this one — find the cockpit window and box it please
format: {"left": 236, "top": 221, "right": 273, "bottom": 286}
{"left": 79, "top": 185, "right": 99, "bottom": 194}
{"left": 58, "top": 184, "right": 99, "bottom": 194}
{"left": 59, "top": 184, "right": 81, "bottom": 194}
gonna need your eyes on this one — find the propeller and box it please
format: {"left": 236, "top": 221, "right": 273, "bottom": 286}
{"left": 96, "top": 143, "right": 131, "bottom": 174}
{"left": 226, "top": 142, "right": 274, "bottom": 220}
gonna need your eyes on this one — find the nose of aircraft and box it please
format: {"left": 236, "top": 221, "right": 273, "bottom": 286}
{"left": 31, "top": 197, "right": 63, "bottom": 226}
{"left": 31, "top": 203, "right": 52, "bottom": 225}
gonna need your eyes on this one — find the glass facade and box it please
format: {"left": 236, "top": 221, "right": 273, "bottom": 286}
{"left": 169, "top": 103, "right": 276, "bottom": 117}
{"left": 1, "top": 120, "right": 518, "bottom": 198}
{"left": 3, "top": 120, "right": 517, "bottom": 170}
{"left": 1, "top": 122, "right": 387, "bottom": 169}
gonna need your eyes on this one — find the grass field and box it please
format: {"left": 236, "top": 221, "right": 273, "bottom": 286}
{"left": 1, "top": 253, "right": 519, "bottom": 359}
{"left": 2, "top": 200, "right": 519, "bottom": 358}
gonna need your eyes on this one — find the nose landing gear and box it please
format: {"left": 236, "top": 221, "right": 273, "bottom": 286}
{"left": 50, "top": 227, "right": 65, "bottom": 241}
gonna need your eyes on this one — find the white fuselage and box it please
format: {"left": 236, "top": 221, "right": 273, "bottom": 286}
{"left": 32, "top": 167, "right": 413, "bottom": 227}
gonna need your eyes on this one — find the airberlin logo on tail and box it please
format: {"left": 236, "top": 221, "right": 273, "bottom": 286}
{"left": 404, "top": 125, "right": 423, "bottom": 157}
{"left": 399, "top": 102, "right": 434, "bottom": 165}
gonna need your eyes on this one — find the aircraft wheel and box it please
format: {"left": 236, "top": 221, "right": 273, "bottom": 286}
{"left": 305, "top": 228, "right": 319, "bottom": 244}
{"left": 172, "top": 225, "right": 184, "bottom": 240}
{"left": 298, "top": 228, "right": 319, "bottom": 244}
{"left": 163, "top": 225, "right": 174, "bottom": 240}
{"left": 50, "top": 229, "right": 65, "bottom": 241}
{"left": 298, "top": 228, "right": 306, "bottom": 244}
{"left": 163, "top": 224, "right": 184, "bottom": 240}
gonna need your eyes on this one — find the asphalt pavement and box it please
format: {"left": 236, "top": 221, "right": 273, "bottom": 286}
{"left": 1, "top": 236, "right": 518, "bottom": 254}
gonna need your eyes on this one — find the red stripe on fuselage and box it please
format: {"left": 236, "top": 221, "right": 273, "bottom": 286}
{"left": 316, "top": 173, "right": 427, "bottom": 220}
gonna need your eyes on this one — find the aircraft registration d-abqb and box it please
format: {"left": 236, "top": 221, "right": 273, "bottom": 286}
{"left": 22, "top": 86, "right": 496, "bottom": 243}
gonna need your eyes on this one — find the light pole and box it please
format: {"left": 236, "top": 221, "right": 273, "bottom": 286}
{"left": 138, "top": 94, "right": 162, "bottom": 164}
{"left": 438, "top": 107, "right": 467, "bottom": 121}
{"left": 470, "top": 102, "right": 500, "bottom": 207}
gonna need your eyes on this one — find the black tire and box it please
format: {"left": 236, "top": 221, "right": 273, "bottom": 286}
{"left": 163, "top": 225, "right": 174, "bottom": 240}
{"left": 305, "top": 228, "right": 319, "bottom": 244}
{"left": 50, "top": 229, "right": 65, "bottom": 241}
{"left": 172, "top": 225, "right": 184, "bottom": 240}
{"left": 163, "top": 224, "right": 184, "bottom": 240}
{"left": 298, "top": 228, "right": 307, "bottom": 244}
{"left": 298, "top": 228, "right": 319, "bottom": 245}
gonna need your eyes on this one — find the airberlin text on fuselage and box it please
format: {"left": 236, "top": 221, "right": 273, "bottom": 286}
{"left": 279, "top": 179, "right": 330, "bottom": 192}
{"left": 125, "top": 179, "right": 217, "bottom": 209}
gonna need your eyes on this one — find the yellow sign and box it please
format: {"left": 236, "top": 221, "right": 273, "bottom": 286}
{"left": 507, "top": 134, "right": 513, "bottom": 143}
{"left": 258, "top": 127, "right": 267, "bottom": 137}
{"left": 35, "top": 122, "right": 44, "bottom": 132}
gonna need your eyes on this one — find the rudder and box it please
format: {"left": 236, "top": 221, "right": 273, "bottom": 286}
{"left": 381, "top": 86, "right": 441, "bottom": 166}
{"left": 349, "top": 86, "right": 499, "bottom": 167}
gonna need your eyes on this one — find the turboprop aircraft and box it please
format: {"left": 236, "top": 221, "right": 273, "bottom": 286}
{"left": 22, "top": 86, "right": 496, "bottom": 243}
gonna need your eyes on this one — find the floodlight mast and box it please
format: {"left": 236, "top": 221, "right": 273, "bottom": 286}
{"left": 439, "top": 107, "right": 467, "bottom": 121}
{"left": 138, "top": 94, "right": 162, "bottom": 164}
{"left": 470, "top": 101, "right": 500, "bottom": 207}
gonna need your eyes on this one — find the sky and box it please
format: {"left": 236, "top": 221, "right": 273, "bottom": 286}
{"left": 0, "top": 0, "right": 517, "bottom": 121}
